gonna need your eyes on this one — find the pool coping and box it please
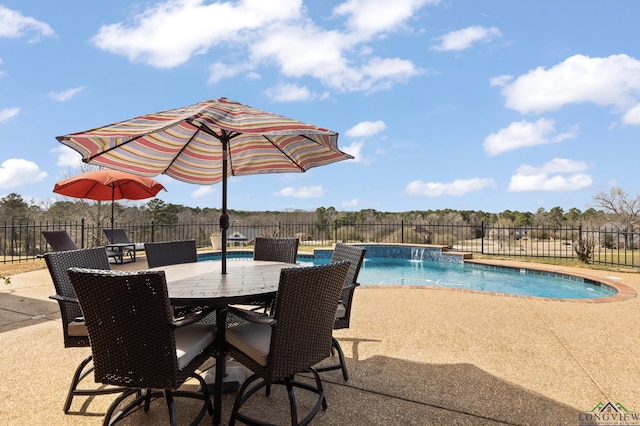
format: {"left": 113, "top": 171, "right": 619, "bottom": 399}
{"left": 358, "top": 258, "right": 638, "bottom": 303}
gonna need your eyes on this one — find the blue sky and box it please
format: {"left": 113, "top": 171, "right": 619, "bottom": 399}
{"left": 1, "top": 1, "right": 639, "bottom": 214}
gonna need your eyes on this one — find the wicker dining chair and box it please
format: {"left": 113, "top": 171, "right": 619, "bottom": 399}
{"left": 67, "top": 268, "right": 216, "bottom": 426}
{"left": 315, "top": 243, "right": 367, "bottom": 381}
{"left": 144, "top": 239, "right": 198, "bottom": 268}
{"left": 220, "top": 261, "right": 350, "bottom": 426}
{"left": 251, "top": 237, "right": 299, "bottom": 313}
{"left": 144, "top": 240, "right": 209, "bottom": 320}
{"left": 43, "top": 247, "right": 127, "bottom": 413}
{"left": 253, "top": 237, "right": 299, "bottom": 264}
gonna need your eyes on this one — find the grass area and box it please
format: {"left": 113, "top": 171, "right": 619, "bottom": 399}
{"left": 0, "top": 258, "right": 47, "bottom": 276}
{"left": 593, "top": 251, "right": 640, "bottom": 266}
{"left": 475, "top": 253, "right": 639, "bottom": 273}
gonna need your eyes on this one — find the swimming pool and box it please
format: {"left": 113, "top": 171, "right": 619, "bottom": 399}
{"left": 305, "top": 257, "right": 613, "bottom": 299}
{"left": 198, "top": 248, "right": 616, "bottom": 300}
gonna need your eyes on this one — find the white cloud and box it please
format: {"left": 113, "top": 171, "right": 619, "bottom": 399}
{"left": 500, "top": 54, "right": 640, "bottom": 116}
{"left": 274, "top": 185, "right": 324, "bottom": 198}
{"left": 249, "top": 26, "right": 422, "bottom": 92}
{"left": 0, "top": 107, "right": 20, "bottom": 122}
{"left": 508, "top": 174, "right": 592, "bottom": 192}
{"left": 0, "top": 5, "right": 55, "bottom": 41}
{"left": 346, "top": 120, "right": 386, "bottom": 138}
{"left": 341, "top": 140, "right": 364, "bottom": 163}
{"left": 49, "top": 86, "right": 85, "bottom": 102}
{"left": 92, "top": 0, "right": 302, "bottom": 68}
{"left": 356, "top": 57, "right": 421, "bottom": 92}
{"left": 208, "top": 61, "right": 247, "bottom": 84}
{"left": 191, "top": 186, "right": 216, "bottom": 198}
{"left": 484, "top": 118, "right": 576, "bottom": 156}
{"left": 91, "top": 0, "right": 431, "bottom": 94}
{"left": 342, "top": 198, "right": 358, "bottom": 208}
{"left": 432, "top": 25, "right": 502, "bottom": 51}
{"left": 517, "top": 158, "right": 589, "bottom": 175}
{"left": 405, "top": 177, "right": 496, "bottom": 196}
{"left": 507, "top": 158, "right": 592, "bottom": 192}
{"left": 622, "top": 104, "right": 640, "bottom": 124}
{"left": 0, "top": 159, "right": 48, "bottom": 189}
{"left": 489, "top": 74, "right": 512, "bottom": 87}
{"left": 54, "top": 146, "right": 83, "bottom": 168}
{"left": 264, "top": 83, "right": 313, "bottom": 102}
{"left": 333, "top": 0, "right": 438, "bottom": 37}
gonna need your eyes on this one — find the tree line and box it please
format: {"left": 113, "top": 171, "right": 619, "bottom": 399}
{"left": 1, "top": 187, "right": 639, "bottom": 232}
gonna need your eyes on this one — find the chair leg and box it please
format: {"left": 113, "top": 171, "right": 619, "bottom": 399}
{"left": 170, "top": 372, "right": 213, "bottom": 425}
{"left": 102, "top": 380, "right": 210, "bottom": 426}
{"left": 103, "top": 389, "right": 146, "bottom": 426}
{"left": 289, "top": 370, "right": 326, "bottom": 425}
{"left": 64, "top": 355, "right": 129, "bottom": 414}
{"left": 164, "top": 390, "right": 177, "bottom": 426}
{"left": 314, "top": 337, "right": 349, "bottom": 381}
{"left": 310, "top": 368, "right": 328, "bottom": 411}
{"left": 64, "top": 355, "right": 93, "bottom": 413}
{"left": 285, "top": 378, "right": 298, "bottom": 426}
{"left": 334, "top": 338, "right": 349, "bottom": 381}
{"left": 229, "top": 373, "right": 263, "bottom": 426}
{"left": 144, "top": 389, "right": 153, "bottom": 412}
{"left": 230, "top": 371, "right": 326, "bottom": 426}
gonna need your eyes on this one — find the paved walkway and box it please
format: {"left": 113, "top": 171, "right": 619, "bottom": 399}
{"left": 1, "top": 257, "right": 639, "bottom": 425}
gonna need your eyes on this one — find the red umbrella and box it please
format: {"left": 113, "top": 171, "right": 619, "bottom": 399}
{"left": 53, "top": 169, "right": 166, "bottom": 228}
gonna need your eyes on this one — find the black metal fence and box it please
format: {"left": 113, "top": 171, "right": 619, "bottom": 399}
{"left": 2, "top": 220, "right": 638, "bottom": 269}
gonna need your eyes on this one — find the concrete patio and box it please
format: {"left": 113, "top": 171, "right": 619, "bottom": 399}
{"left": 1, "top": 256, "right": 638, "bottom": 425}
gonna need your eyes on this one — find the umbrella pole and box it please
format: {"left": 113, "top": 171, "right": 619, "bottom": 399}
{"left": 220, "top": 136, "right": 229, "bottom": 274}
{"left": 111, "top": 186, "right": 115, "bottom": 230}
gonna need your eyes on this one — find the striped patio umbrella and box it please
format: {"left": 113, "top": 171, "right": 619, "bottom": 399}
{"left": 56, "top": 97, "right": 353, "bottom": 273}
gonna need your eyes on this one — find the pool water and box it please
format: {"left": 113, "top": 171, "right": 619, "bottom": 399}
{"left": 198, "top": 252, "right": 614, "bottom": 299}
{"left": 302, "top": 257, "right": 613, "bottom": 299}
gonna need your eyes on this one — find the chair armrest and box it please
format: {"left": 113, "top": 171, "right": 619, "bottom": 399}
{"left": 225, "top": 306, "right": 276, "bottom": 326}
{"left": 338, "top": 282, "right": 360, "bottom": 303}
{"left": 49, "top": 294, "right": 78, "bottom": 304}
{"left": 343, "top": 282, "right": 360, "bottom": 291}
{"left": 172, "top": 306, "right": 216, "bottom": 328}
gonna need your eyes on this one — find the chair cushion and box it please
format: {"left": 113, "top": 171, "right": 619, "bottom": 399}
{"left": 335, "top": 303, "right": 346, "bottom": 320}
{"left": 226, "top": 322, "right": 272, "bottom": 367}
{"left": 175, "top": 322, "right": 216, "bottom": 369}
{"left": 67, "top": 319, "right": 88, "bottom": 337}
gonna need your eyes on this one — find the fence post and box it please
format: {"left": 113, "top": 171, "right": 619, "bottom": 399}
{"left": 481, "top": 222, "right": 484, "bottom": 254}
{"left": 578, "top": 223, "right": 582, "bottom": 242}
{"left": 81, "top": 218, "right": 85, "bottom": 248}
{"left": 632, "top": 226, "right": 636, "bottom": 268}
{"left": 151, "top": 221, "right": 155, "bottom": 242}
{"left": 10, "top": 221, "right": 15, "bottom": 258}
{"left": 401, "top": 220, "right": 404, "bottom": 244}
